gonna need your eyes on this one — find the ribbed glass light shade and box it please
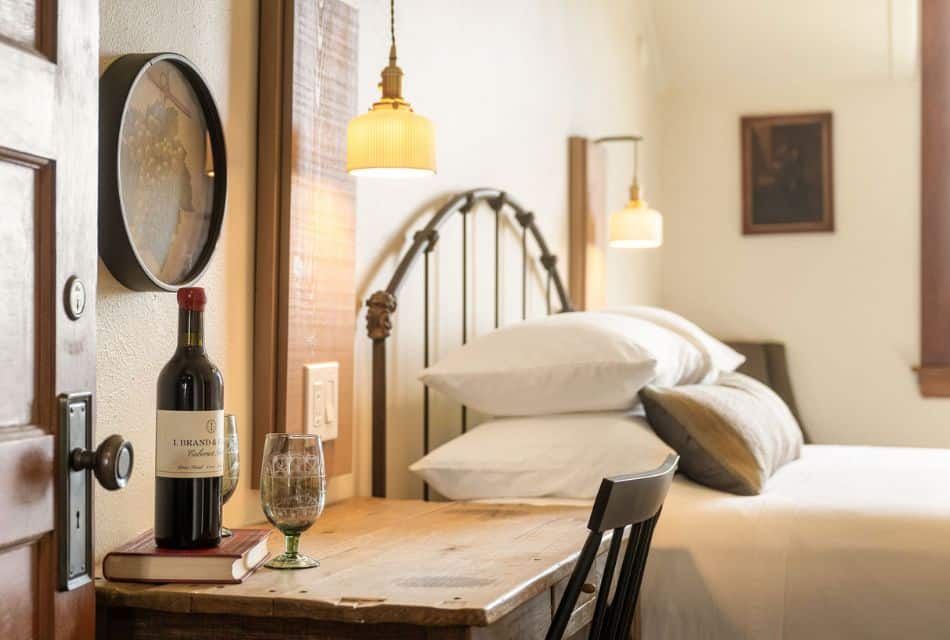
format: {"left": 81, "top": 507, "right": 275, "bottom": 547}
{"left": 346, "top": 105, "right": 436, "bottom": 177}
{"left": 608, "top": 199, "right": 663, "bottom": 249}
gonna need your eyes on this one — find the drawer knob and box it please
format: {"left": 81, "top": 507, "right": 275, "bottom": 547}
{"left": 581, "top": 582, "right": 596, "bottom": 594}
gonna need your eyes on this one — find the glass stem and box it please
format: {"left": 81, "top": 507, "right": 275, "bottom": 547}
{"left": 284, "top": 533, "right": 300, "bottom": 558}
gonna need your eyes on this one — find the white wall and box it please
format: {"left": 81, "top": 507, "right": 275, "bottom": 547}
{"left": 96, "top": 0, "right": 259, "bottom": 560}
{"left": 352, "top": 0, "right": 663, "bottom": 497}
{"left": 658, "top": 77, "right": 950, "bottom": 447}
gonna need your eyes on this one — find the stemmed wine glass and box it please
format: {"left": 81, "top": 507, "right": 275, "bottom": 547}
{"left": 260, "top": 433, "right": 326, "bottom": 569}
{"left": 220, "top": 414, "right": 240, "bottom": 537}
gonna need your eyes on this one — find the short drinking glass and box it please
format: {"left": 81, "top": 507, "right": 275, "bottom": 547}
{"left": 260, "top": 433, "right": 326, "bottom": 569}
{"left": 220, "top": 414, "right": 240, "bottom": 537}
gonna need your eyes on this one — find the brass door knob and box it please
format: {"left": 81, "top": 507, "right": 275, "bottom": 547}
{"left": 70, "top": 434, "right": 134, "bottom": 491}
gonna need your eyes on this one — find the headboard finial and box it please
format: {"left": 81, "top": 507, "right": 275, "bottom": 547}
{"left": 366, "top": 290, "right": 397, "bottom": 340}
{"left": 515, "top": 210, "right": 535, "bottom": 227}
{"left": 414, "top": 228, "right": 440, "bottom": 253}
{"left": 459, "top": 193, "right": 475, "bottom": 214}
{"left": 488, "top": 192, "right": 506, "bottom": 212}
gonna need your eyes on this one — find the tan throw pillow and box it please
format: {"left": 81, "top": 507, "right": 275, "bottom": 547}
{"left": 640, "top": 372, "right": 803, "bottom": 495}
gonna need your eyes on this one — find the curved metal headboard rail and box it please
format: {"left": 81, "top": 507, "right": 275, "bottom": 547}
{"left": 365, "top": 188, "right": 574, "bottom": 497}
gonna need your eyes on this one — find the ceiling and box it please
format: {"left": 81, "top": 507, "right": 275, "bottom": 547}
{"left": 650, "top": 0, "right": 919, "bottom": 90}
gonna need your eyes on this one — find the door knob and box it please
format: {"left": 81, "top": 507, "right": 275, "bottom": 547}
{"left": 70, "top": 434, "right": 134, "bottom": 491}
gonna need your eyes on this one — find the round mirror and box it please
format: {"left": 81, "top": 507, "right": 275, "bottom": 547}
{"left": 99, "top": 52, "right": 227, "bottom": 291}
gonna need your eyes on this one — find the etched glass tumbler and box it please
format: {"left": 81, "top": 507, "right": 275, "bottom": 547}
{"left": 260, "top": 433, "right": 326, "bottom": 569}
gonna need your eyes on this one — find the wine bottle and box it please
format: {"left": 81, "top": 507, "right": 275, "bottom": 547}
{"left": 154, "top": 287, "right": 224, "bottom": 549}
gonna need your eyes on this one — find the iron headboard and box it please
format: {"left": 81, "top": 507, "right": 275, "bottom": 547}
{"left": 365, "top": 188, "right": 573, "bottom": 497}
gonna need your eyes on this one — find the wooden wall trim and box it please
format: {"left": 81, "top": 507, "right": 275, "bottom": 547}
{"left": 252, "top": 0, "right": 284, "bottom": 487}
{"left": 568, "top": 137, "right": 588, "bottom": 308}
{"left": 567, "top": 137, "right": 606, "bottom": 311}
{"left": 920, "top": 0, "right": 950, "bottom": 396}
{"left": 252, "top": 0, "right": 357, "bottom": 485}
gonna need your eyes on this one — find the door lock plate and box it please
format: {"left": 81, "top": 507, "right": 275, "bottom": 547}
{"left": 58, "top": 392, "right": 93, "bottom": 591}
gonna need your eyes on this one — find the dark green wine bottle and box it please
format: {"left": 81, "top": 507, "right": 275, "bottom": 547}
{"left": 154, "top": 287, "right": 224, "bottom": 549}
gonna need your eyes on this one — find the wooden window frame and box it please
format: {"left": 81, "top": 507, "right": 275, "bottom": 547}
{"left": 252, "top": 0, "right": 358, "bottom": 483}
{"left": 920, "top": 0, "right": 950, "bottom": 395}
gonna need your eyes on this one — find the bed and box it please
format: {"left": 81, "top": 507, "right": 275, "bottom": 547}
{"left": 364, "top": 187, "right": 950, "bottom": 638}
{"left": 487, "top": 443, "right": 950, "bottom": 639}
{"left": 646, "top": 443, "right": 950, "bottom": 638}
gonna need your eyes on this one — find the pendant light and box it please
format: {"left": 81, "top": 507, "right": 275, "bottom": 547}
{"left": 595, "top": 135, "right": 662, "bottom": 248}
{"left": 346, "top": 0, "right": 436, "bottom": 177}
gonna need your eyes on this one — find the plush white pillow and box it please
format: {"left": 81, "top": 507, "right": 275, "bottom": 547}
{"left": 410, "top": 412, "right": 675, "bottom": 500}
{"left": 418, "top": 312, "right": 705, "bottom": 416}
{"left": 602, "top": 306, "right": 745, "bottom": 382}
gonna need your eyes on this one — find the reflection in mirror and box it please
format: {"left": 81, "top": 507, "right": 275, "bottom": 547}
{"left": 118, "top": 60, "right": 215, "bottom": 285}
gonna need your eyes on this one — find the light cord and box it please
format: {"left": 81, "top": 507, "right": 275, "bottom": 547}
{"left": 633, "top": 139, "right": 640, "bottom": 187}
{"left": 390, "top": 0, "right": 395, "bottom": 48}
{"left": 592, "top": 135, "right": 643, "bottom": 189}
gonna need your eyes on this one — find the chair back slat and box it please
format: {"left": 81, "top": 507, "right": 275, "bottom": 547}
{"left": 588, "top": 528, "right": 623, "bottom": 640}
{"left": 618, "top": 512, "right": 660, "bottom": 638}
{"left": 603, "top": 522, "right": 644, "bottom": 638}
{"left": 546, "top": 455, "right": 678, "bottom": 640}
{"left": 621, "top": 509, "right": 662, "bottom": 637}
{"left": 545, "top": 530, "right": 603, "bottom": 640}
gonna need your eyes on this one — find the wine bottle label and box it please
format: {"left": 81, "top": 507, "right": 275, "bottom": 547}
{"left": 155, "top": 409, "right": 224, "bottom": 478}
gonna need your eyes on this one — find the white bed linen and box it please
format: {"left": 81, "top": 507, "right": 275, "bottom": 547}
{"left": 480, "top": 444, "right": 950, "bottom": 639}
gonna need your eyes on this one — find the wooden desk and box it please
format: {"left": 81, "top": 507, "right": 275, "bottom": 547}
{"left": 96, "top": 497, "right": 620, "bottom": 639}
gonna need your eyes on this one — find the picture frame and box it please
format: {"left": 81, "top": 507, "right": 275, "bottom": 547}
{"left": 741, "top": 112, "right": 833, "bottom": 235}
{"left": 99, "top": 52, "right": 228, "bottom": 291}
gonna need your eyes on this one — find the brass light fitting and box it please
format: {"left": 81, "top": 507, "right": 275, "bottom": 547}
{"left": 594, "top": 135, "right": 663, "bottom": 249}
{"left": 346, "top": 0, "right": 436, "bottom": 178}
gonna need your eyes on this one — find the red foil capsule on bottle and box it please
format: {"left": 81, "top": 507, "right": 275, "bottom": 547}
{"left": 177, "top": 287, "right": 207, "bottom": 311}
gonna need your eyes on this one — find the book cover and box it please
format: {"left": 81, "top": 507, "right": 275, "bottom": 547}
{"left": 102, "top": 528, "right": 271, "bottom": 584}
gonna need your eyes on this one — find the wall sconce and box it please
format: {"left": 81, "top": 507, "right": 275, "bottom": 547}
{"left": 346, "top": 0, "right": 436, "bottom": 177}
{"left": 594, "top": 135, "right": 662, "bottom": 248}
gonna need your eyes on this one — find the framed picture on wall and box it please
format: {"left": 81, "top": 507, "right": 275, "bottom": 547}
{"left": 741, "top": 112, "right": 834, "bottom": 234}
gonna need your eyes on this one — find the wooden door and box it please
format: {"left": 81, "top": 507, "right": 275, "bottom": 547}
{"left": 0, "top": 1, "right": 98, "bottom": 638}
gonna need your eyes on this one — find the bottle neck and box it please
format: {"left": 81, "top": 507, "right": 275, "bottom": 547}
{"left": 177, "top": 308, "right": 205, "bottom": 350}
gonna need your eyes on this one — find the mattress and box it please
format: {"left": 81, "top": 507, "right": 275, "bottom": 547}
{"left": 484, "top": 444, "right": 950, "bottom": 639}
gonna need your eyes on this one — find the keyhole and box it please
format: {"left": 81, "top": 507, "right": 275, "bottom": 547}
{"left": 75, "top": 510, "right": 81, "bottom": 529}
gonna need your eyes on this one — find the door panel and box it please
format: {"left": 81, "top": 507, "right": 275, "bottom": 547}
{"left": 0, "top": 145, "right": 57, "bottom": 640}
{"left": 0, "top": 156, "right": 41, "bottom": 428}
{"left": 0, "top": 540, "right": 46, "bottom": 640}
{"left": 0, "top": 0, "right": 97, "bottom": 637}
{"left": 0, "top": 0, "right": 54, "bottom": 58}
{"left": 0, "top": 435, "right": 54, "bottom": 549}
{"left": 0, "top": 47, "right": 54, "bottom": 158}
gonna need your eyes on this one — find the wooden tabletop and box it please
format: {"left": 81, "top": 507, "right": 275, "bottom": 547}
{"left": 96, "top": 497, "right": 597, "bottom": 628}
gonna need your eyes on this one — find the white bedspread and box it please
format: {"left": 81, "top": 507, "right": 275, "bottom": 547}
{"left": 484, "top": 444, "right": 950, "bottom": 639}
{"left": 648, "top": 444, "right": 950, "bottom": 639}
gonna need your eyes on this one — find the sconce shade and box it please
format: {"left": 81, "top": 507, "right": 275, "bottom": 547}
{"left": 346, "top": 103, "right": 436, "bottom": 177}
{"left": 609, "top": 199, "right": 663, "bottom": 249}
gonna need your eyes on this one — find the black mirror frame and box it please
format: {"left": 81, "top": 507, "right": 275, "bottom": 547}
{"left": 98, "top": 52, "right": 228, "bottom": 292}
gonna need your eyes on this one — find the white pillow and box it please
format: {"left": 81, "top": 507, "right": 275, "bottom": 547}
{"left": 602, "top": 306, "right": 745, "bottom": 382}
{"left": 410, "top": 412, "right": 674, "bottom": 500}
{"left": 418, "top": 312, "right": 705, "bottom": 416}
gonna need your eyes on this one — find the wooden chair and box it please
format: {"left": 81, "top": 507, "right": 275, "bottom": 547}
{"left": 546, "top": 455, "right": 679, "bottom": 640}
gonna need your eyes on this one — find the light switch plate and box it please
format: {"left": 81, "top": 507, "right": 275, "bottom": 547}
{"left": 304, "top": 362, "right": 339, "bottom": 441}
